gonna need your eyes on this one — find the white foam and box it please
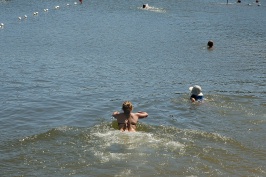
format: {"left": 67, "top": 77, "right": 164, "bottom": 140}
{"left": 91, "top": 130, "right": 185, "bottom": 153}
{"left": 114, "top": 169, "right": 132, "bottom": 177}
{"left": 139, "top": 6, "right": 166, "bottom": 13}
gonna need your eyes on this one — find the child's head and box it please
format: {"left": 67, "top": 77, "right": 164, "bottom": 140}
{"left": 189, "top": 85, "right": 203, "bottom": 96}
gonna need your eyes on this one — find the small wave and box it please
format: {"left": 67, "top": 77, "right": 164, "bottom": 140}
{"left": 2, "top": 123, "right": 263, "bottom": 177}
{"left": 19, "top": 127, "right": 65, "bottom": 143}
{"left": 198, "top": 94, "right": 265, "bottom": 117}
{"left": 7, "top": 122, "right": 242, "bottom": 152}
{"left": 219, "top": 3, "right": 235, "bottom": 5}
{"left": 183, "top": 128, "right": 234, "bottom": 143}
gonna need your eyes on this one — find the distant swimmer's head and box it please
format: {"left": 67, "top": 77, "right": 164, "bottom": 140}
{"left": 143, "top": 4, "right": 148, "bottom": 8}
{"left": 207, "top": 40, "right": 214, "bottom": 48}
{"left": 237, "top": 0, "right": 241, "bottom": 3}
{"left": 122, "top": 101, "right": 133, "bottom": 114}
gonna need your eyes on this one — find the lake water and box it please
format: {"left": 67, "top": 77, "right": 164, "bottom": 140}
{"left": 0, "top": 0, "right": 265, "bottom": 176}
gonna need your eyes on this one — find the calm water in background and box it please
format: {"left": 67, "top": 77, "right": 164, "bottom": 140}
{"left": 0, "top": 0, "right": 265, "bottom": 176}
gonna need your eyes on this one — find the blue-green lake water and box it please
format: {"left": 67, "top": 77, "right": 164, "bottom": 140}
{"left": 0, "top": 0, "right": 265, "bottom": 176}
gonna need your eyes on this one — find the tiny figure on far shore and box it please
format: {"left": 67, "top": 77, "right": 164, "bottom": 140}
{"left": 112, "top": 101, "right": 148, "bottom": 132}
{"left": 189, "top": 85, "right": 204, "bottom": 102}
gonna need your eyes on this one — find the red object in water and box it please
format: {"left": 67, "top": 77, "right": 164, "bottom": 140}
{"left": 79, "top": 0, "right": 82, "bottom": 4}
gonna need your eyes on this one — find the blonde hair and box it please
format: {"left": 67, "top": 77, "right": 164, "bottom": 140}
{"left": 122, "top": 101, "right": 133, "bottom": 114}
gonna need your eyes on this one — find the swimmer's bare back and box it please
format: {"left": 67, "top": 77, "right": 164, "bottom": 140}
{"left": 112, "top": 111, "right": 148, "bottom": 132}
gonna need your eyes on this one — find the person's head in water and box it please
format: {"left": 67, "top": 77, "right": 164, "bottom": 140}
{"left": 143, "top": 4, "right": 149, "bottom": 8}
{"left": 189, "top": 85, "right": 204, "bottom": 102}
{"left": 207, "top": 40, "right": 214, "bottom": 48}
{"left": 122, "top": 101, "right": 133, "bottom": 114}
